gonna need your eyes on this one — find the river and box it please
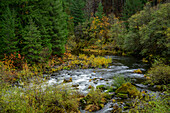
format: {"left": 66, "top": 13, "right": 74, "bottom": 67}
{"left": 44, "top": 55, "right": 161, "bottom": 113}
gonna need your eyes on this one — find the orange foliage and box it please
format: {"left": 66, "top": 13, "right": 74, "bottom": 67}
{"left": 90, "top": 16, "right": 111, "bottom": 43}
{"left": 3, "top": 52, "right": 25, "bottom": 71}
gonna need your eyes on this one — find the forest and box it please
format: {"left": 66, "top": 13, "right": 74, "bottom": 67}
{"left": 0, "top": 0, "right": 169, "bottom": 113}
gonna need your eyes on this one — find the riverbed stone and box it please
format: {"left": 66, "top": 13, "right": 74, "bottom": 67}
{"left": 72, "top": 83, "right": 79, "bottom": 87}
{"left": 100, "top": 78, "right": 104, "bottom": 80}
{"left": 88, "top": 85, "right": 93, "bottom": 89}
{"left": 85, "top": 104, "right": 100, "bottom": 112}
{"left": 63, "top": 77, "right": 72, "bottom": 83}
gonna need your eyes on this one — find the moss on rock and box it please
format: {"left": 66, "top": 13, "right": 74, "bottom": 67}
{"left": 117, "top": 93, "right": 128, "bottom": 99}
{"left": 96, "top": 85, "right": 107, "bottom": 90}
{"left": 115, "top": 82, "right": 140, "bottom": 98}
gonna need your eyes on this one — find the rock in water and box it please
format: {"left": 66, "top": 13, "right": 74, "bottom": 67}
{"left": 63, "top": 77, "right": 72, "bottom": 83}
{"left": 115, "top": 82, "right": 140, "bottom": 98}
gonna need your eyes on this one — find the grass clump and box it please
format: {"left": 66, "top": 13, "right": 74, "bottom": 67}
{"left": 148, "top": 64, "right": 170, "bottom": 84}
{"left": 129, "top": 92, "right": 170, "bottom": 113}
{"left": 112, "top": 75, "right": 131, "bottom": 89}
{"left": 80, "top": 88, "right": 109, "bottom": 112}
{"left": 0, "top": 84, "right": 80, "bottom": 113}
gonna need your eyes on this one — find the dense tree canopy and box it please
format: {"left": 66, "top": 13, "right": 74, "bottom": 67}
{"left": 0, "top": 0, "right": 169, "bottom": 63}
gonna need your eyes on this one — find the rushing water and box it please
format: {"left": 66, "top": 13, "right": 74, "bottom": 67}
{"left": 43, "top": 55, "right": 162, "bottom": 113}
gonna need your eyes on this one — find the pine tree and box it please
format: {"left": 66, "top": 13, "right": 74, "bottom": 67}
{"left": 32, "top": 0, "right": 68, "bottom": 56}
{"left": 95, "top": 2, "right": 105, "bottom": 19}
{"left": 70, "top": 0, "right": 85, "bottom": 26}
{"left": 31, "top": 0, "right": 53, "bottom": 58}
{"left": 49, "top": 0, "right": 68, "bottom": 55}
{"left": 22, "top": 19, "right": 43, "bottom": 63}
{"left": 0, "top": 6, "right": 19, "bottom": 56}
{"left": 122, "top": 0, "right": 144, "bottom": 21}
{"left": 121, "top": 0, "right": 145, "bottom": 28}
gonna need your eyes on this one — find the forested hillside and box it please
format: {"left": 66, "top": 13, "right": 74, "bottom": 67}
{"left": 0, "top": 0, "right": 169, "bottom": 63}
{"left": 0, "top": 0, "right": 169, "bottom": 113}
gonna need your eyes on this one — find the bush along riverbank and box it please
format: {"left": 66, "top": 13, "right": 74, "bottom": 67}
{"left": 0, "top": 53, "right": 169, "bottom": 113}
{"left": 0, "top": 52, "right": 112, "bottom": 84}
{"left": 0, "top": 52, "right": 113, "bottom": 112}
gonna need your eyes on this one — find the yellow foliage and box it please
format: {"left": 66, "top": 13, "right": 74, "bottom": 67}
{"left": 142, "top": 58, "right": 148, "bottom": 63}
{"left": 134, "top": 69, "right": 142, "bottom": 74}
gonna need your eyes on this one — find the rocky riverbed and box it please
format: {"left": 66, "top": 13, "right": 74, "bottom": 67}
{"left": 41, "top": 56, "right": 162, "bottom": 113}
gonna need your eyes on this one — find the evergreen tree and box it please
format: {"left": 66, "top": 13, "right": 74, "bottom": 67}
{"left": 31, "top": 0, "right": 52, "bottom": 58}
{"left": 70, "top": 0, "right": 85, "bottom": 26}
{"left": 0, "top": 0, "right": 68, "bottom": 61}
{"left": 49, "top": 0, "right": 68, "bottom": 55}
{"left": 0, "top": 6, "right": 18, "bottom": 56}
{"left": 95, "top": 2, "right": 104, "bottom": 19}
{"left": 32, "top": 0, "right": 68, "bottom": 56}
{"left": 22, "top": 19, "right": 43, "bottom": 63}
{"left": 122, "top": 0, "right": 144, "bottom": 21}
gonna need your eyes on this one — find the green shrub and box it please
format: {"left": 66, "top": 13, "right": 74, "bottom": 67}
{"left": 124, "top": 3, "right": 170, "bottom": 57}
{"left": 142, "top": 96, "right": 170, "bottom": 113}
{"left": 110, "top": 16, "right": 127, "bottom": 49}
{"left": 129, "top": 93, "right": 170, "bottom": 113}
{"left": 0, "top": 85, "right": 80, "bottom": 113}
{"left": 86, "top": 88, "right": 103, "bottom": 106}
{"left": 148, "top": 64, "right": 170, "bottom": 84}
{"left": 112, "top": 75, "right": 131, "bottom": 89}
{"left": 81, "top": 88, "right": 108, "bottom": 112}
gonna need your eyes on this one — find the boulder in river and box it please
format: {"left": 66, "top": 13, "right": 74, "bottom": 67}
{"left": 85, "top": 104, "right": 100, "bottom": 112}
{"left": 63, "top": 77, "right": 72, "bottom": 83}
{"left": 72, "top": 83, "right": 79, "bottom": 87}
{"left": 115, "top": 82, "right": 140, "bottom": 98}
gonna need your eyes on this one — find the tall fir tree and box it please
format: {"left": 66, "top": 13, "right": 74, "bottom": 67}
{"left": 0, "top": 6, "right": 19, "bottom": 57}
{"left": 70, "top": 0, "right": 85, "bottom": 26}
{"left": 0, "top": 0, "right": 68, "bottom": 61}
{"left": 49, "top": 0, "right": 68, "bottom": 55}
{"left": 31, "top": 0, "right": 53, "bottom": 58}
{"left": 95, "top": 2, "right": 105, "bottom": 19}
{"left": 32, "top": 0, "right": 68, "bottom": 56}
{"left": 122, "top": 0, "right": 144, "bottom": 21}
{"left": 22, "top": 19, "right": 43, "bottom": 63}
{"left": 121, "top": 0, "right": 145, "bottom": 28}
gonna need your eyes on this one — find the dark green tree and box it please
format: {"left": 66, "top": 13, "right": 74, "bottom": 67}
{"left": 122, "top": 0, "right": 144, "bottom": 21}
{"left": 95, "top": 2, "right": 104, "bottom": 19}
{"left": 49, "top": 0, "right": 68, "bottom": 55}
{"left": 70, "top": 0, "right": 85, "bottom": 26}
{"left": 22, "top": 19, "right": 43, "bottom": 63}
{"left": 31, "top": 0, "right": 68, "bottom": 56}
{"left": 0, "top": 6, "right": 19, "bottom": 57}
{"left": 30, "top": 0, "right": 52, "bottom": 58}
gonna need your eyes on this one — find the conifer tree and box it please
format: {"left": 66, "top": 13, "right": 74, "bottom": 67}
{"left": 0, "top": 6, "right": 18, "bottom": 56}
{"left": 70, "top": 0, "right": 85, "bottom": 26}
{"left": 49, "top": 0, "right": 68, "bottom": 55}
{"left": 31, "top": 0, "right": 52, "bottom": 58}
{"left": 95, "top": 2, "right": 104, "bottom": 19}
{"left": 122, "top": 0, "right": 144, "bottom": 21}
{"left": 32, "top": 0, "right": 68, "bottom": 56}
{"left": 22, "top": 19, "right": 43, "bottom": 63}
